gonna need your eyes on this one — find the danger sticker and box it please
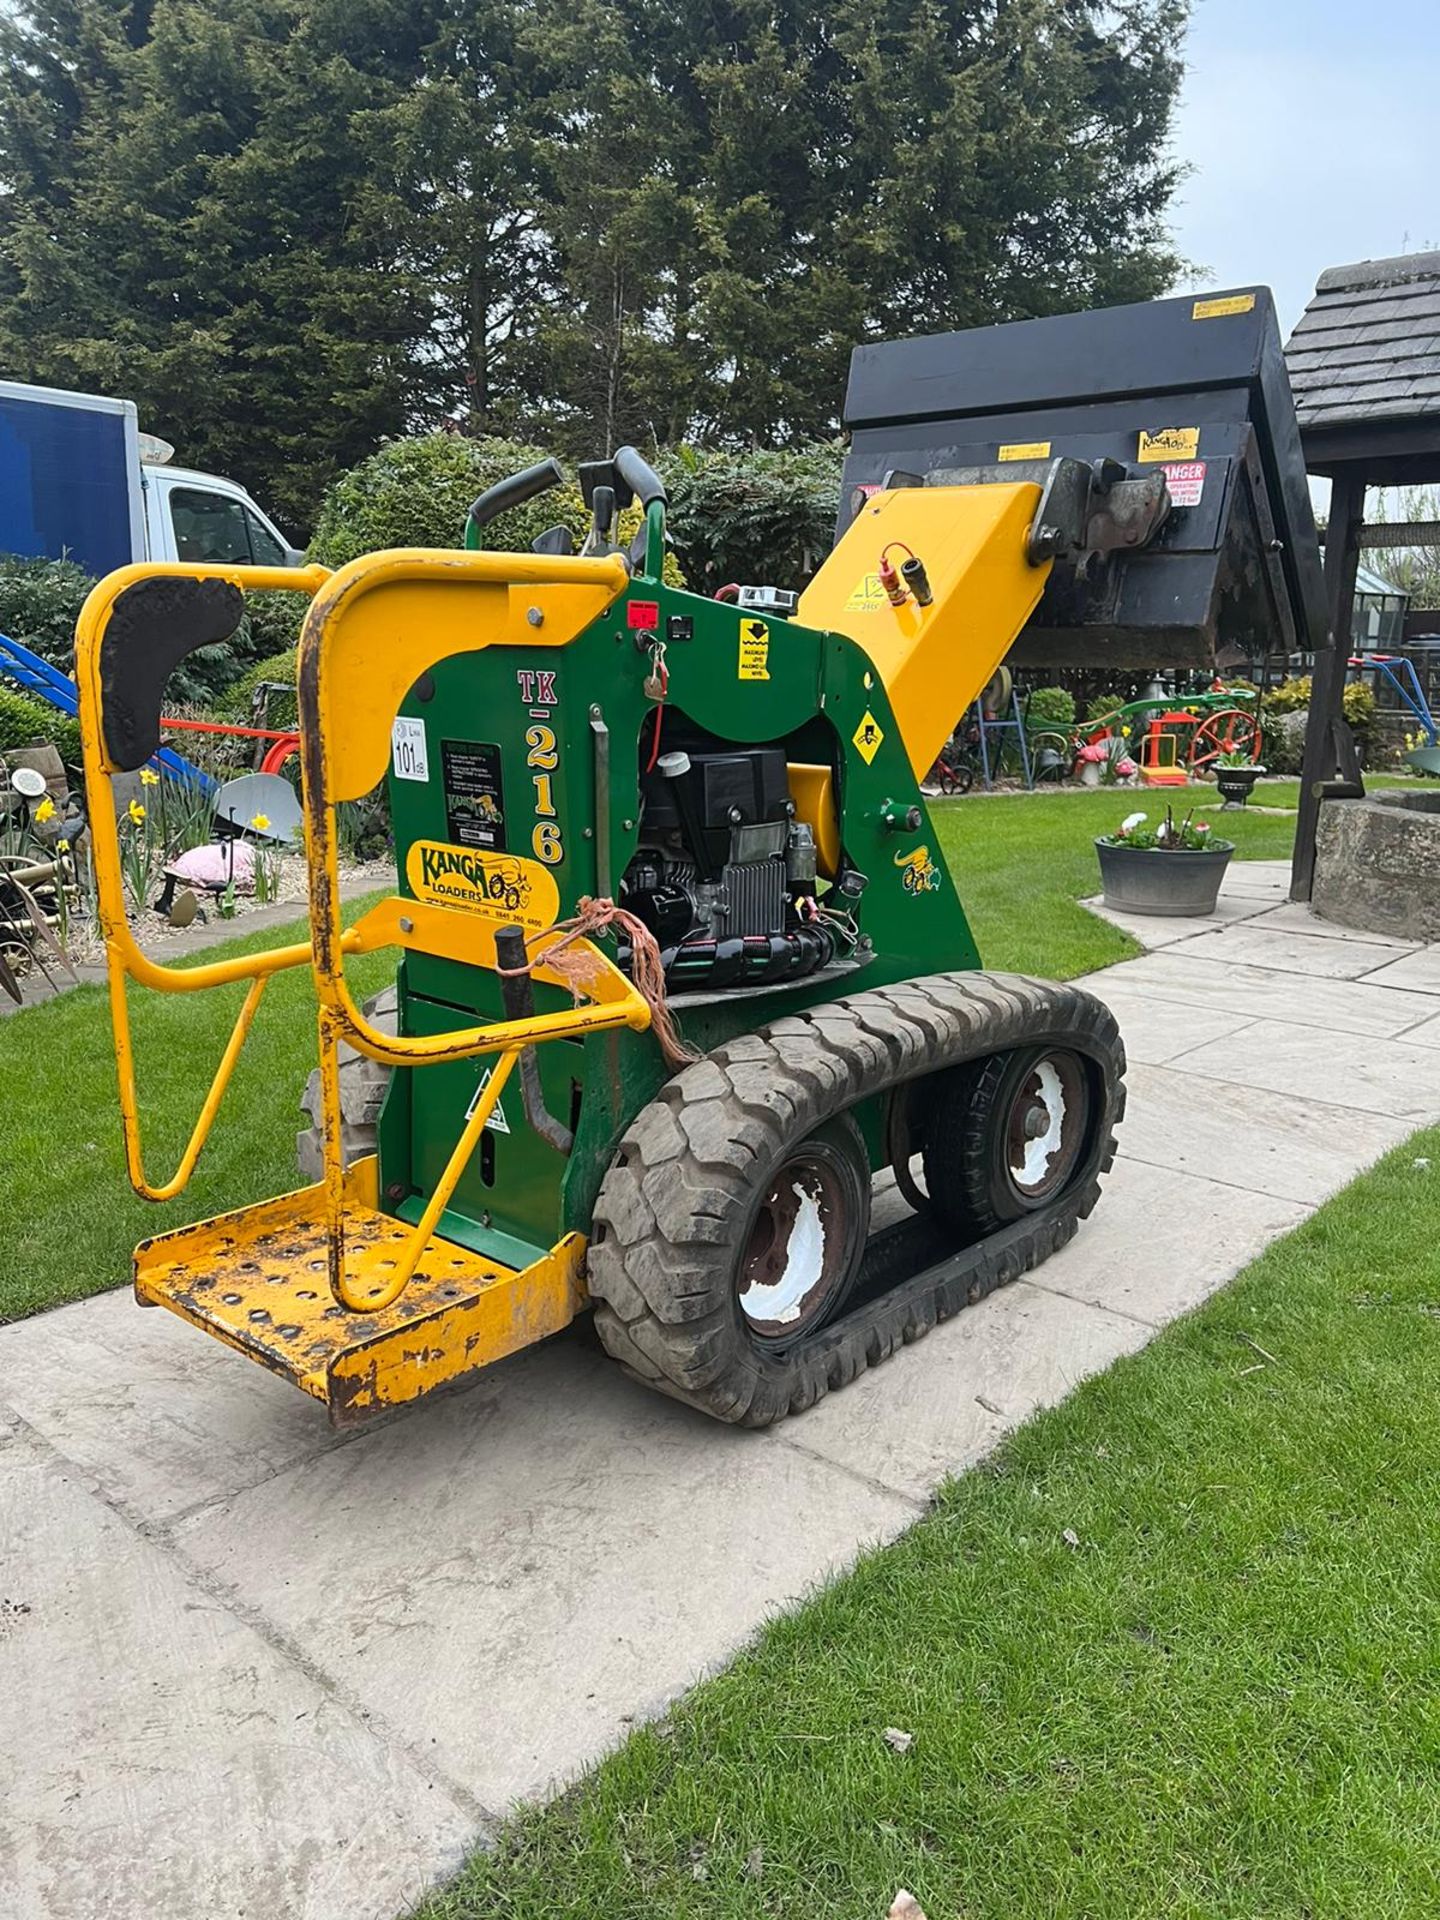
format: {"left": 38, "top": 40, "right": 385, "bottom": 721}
{"left": 852, "top": 711, "right": 884, "bottom": 764}
{"left": 1138, "top": 426, "right": 1200, "bottom": 462}
{"left": 466, "top": 1065, "right": 510, "bottom": 1135}
{"left": 1161, "top": 460, "right": 1206, "bottom": 507}
{"left": 1192, "top": 293, "right": 1256, "bottom": 320}
{"left": 738, "top": 617, "right": 770, "bottom": 680}
{"left": 844, "top": 572, "right": 888, "bottom": 612}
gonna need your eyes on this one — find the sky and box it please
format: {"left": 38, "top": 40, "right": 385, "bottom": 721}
{"left": 1168, "top": 0, "right": 1440, "bottom": 337}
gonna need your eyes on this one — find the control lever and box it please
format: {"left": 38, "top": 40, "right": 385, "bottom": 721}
{"left": 494, "top": 924, "right": 574, "bottom": 1155}
{"left": 582, "top": 483, "right": 617, "bottom": 557}
{"left": 612, "top": 445, "right": 667, "bottom": 508}
{"left": 466, "top": 457, "right": 565, "bottom": 537}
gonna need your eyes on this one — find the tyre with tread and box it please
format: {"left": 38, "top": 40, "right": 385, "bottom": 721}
{"left": 587, "top": 970, "right": 1124, "bottom": 1427}
{"left": 296, "top": 985, "right": 397, "bottom": 1183}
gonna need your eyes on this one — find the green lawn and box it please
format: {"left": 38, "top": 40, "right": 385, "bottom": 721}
{"left": 0, "top": 897, "right": 391, "bottom": 1323}
{"left": 426, "top": 1127, "right": 1440, "bottom": 1920}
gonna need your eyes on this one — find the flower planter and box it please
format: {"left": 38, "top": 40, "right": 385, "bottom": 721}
{"left": 1214, "top": 763, "right": 1265, "bottom": 808}
{"left": 1095, "top": 838, "right": 1234, "bottom": 916}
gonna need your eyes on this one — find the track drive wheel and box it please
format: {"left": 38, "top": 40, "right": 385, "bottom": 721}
{"left": 922, "top": 1046, "right": 1094, "bottom": 1239}
{"left": 587, "top": 972, "right": 1124, "bottom": 1426}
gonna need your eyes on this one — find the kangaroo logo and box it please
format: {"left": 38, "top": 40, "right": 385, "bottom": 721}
{"left": 894, "top": 844, "right": 941, "bottom": 894}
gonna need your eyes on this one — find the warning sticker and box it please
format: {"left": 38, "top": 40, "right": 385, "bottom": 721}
{"left": 1160, "top": 460, "right": 1207, "bottom": 507}
{"left": 738, "top": 617, "right": 770, "bottom": 680}
{"left": 442, "top": 739, "right": 506, "bottom": 850}
{"left": 844, "top": 572, "right": 889, "bottom": 612}
{"left": 852, "top": 711, "right": 884, "bottom": 764}
{"left": 1192, "top": 293, "right": 1256, "bottom": 320}
{"left": 1138, "top": 427, "right": 1200, "bottom": 463}
{"left": 998, "top": 440, "right": 1051, "bottom": 461}
{"left": 466, "top": 1065, "right": 510, "bottom": 1135}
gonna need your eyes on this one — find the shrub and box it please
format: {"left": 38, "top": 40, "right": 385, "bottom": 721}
{"left": 0, "top": 684, "right": 82, "bottom": 769}
{"left": 219, "top": 648, "right": 299, "bottom": 730}
{"left": 662, "top": 443, "right": 843, "bottom": 592}
{"left": 308, "top": 433, "right": 683, "bottom": 584}
{"left": 239, "top": 590, "right": 304, "bottom": 664}
{"left": 1344, "top": 679, "right": 1377, "bottom": 740}
{"left": 1263, "top": 675, "right": 1310, "bottom": 716}
{"left": 1085, "top": 690, "right": 1128, "bottom": 725}
{"left": 0, "top": 554, "right": 95, "bottom": 671}
{"left": 1260, "top": 674, "right": 1376, "bottom": 732}
{"left": 1023, "top": 685, "right": 1076, "bottom": 733}
{"left": 309, "top": 435, "right": 561, "bottom": 566}
{"left": 1257, "top": 676, "right": 1377, "bottom": 772}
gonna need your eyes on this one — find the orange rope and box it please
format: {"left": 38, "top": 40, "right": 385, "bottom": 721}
{"left": 498, "top": 896, "right": 700, "bottom": 1070}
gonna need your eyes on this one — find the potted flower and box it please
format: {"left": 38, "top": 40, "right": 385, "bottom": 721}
{"left": 1095, "top": 807, "right": 1235, "bottom": 917}
{"left": 1212, "top": 749, "right": 1267, "bottom": 807}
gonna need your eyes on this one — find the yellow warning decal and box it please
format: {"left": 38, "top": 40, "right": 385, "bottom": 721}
{"left": 1138, "top": 426, "right": 1200, "bottom": 462}
{"left": 738, "top": 616, "right": 770, "bottom": 680}
{"left": 998, "top": 440, "right": 1051, "bottom": 461}
{"left": 1192, "top": 293, "right": 1255, "bottom": 320}
{"left": 844, "top": 572, "right": 889, "bottom": 612}
{"left": 406, "top": 840, "right": 560, "bottom": 931}
{"left": 852, "top": 711, "right": 884, "bottom": 764}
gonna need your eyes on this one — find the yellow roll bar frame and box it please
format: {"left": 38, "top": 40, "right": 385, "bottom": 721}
{"left": 74, "top": 551, "right": 651, "bottom": 1313}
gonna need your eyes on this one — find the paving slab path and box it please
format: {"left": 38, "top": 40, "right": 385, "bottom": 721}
{"left": 3, "top": 861, "right": 1437, "bottom": 1919}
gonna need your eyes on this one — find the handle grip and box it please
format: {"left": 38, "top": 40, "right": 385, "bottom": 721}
{"left": 613, "top": 446, "right": 667, "bottom": 509}
{"left": 494, "top": 925, "right": 534, "bottom": 1020}
{"left": 466, "top": 458, "right": 565, "bottom": 535}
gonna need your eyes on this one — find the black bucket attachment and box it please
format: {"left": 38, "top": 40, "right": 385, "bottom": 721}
{"left": 839, "top": 288, "right": 1329, "bottom": 670}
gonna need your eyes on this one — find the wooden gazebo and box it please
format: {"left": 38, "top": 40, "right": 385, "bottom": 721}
{"left": 1284, "top": 250, "right": 1440, "bottom": 896}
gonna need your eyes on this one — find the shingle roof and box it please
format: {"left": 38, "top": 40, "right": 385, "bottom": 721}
{"left": 1285, "top": 252, "right": 1440, "bottom": 430}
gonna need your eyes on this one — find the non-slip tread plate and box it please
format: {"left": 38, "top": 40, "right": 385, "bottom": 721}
{"left": 135, "top": 1186, "right": 514, "bottom": 1394}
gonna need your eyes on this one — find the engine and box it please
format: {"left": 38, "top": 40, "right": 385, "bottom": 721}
{"left": 619, "top": 726, "right": 835, "bottom": 991}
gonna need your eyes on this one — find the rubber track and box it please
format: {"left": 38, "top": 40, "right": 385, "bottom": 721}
{"left": 296, "top": 986, "right": 397, "bottom": 1183}
{"left": 587, "top": 970, "right": 1126, "bottom": 1427}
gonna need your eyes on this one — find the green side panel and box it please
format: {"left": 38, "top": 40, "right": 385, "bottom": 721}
{"left": 375, "top": 572, "right": 982, "bottom": 1256}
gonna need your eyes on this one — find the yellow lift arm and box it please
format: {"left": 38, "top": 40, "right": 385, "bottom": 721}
{"left": 798, "top": 481, "right": 1052, "bottom": 778}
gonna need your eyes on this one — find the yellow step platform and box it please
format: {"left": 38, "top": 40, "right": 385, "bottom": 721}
{"left": 134, "top": 1184, "right": 586, "bottom": 1425}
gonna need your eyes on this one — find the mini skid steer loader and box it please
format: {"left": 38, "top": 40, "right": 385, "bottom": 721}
{"left": 75, "top": 290, "right": 1321, "bottom": 1428}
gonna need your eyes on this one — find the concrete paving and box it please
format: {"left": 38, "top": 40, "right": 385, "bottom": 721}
{"left": 2, "top": 860, "right": 1436, "bottom": 1918}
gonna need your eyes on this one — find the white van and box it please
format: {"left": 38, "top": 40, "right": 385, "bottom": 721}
{"left": 0, "top": 379, "right": 302, "bottom": 575}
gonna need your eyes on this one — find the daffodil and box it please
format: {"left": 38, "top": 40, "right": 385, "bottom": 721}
{"left": 56, "top": 837, "right": 70, "bottom": 854}
{"left": 33, "top": 796, "right": 56, "bottom": 824}
{"left": 250, "top": 812, "right": 271, "bottom": 833}
{"left": 140, "top": 767, "right": 160, "bottom": 787}
{"left": 128, "top": 799, "right": 146, "bottom": 825}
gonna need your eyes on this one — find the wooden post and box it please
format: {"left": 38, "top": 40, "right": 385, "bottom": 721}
{"left": 1291, "top": 467, "right": 1366, "bottom": 901}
